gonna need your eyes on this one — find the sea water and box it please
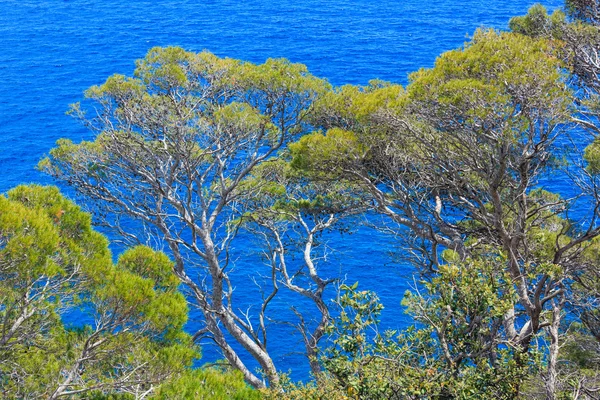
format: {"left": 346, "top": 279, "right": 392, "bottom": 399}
{"left": 0, "top": 0, "right": 564, "bottom": 380}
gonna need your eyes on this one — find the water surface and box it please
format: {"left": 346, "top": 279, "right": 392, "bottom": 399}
{"left": 0, "top": 0, "right": 564, "bottom": 379}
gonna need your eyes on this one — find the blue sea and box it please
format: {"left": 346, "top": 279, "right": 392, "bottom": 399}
{"left": 0, "top": 0, "right": 564, "bottom": 380}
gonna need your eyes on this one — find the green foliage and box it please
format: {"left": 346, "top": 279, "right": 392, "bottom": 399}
{"left": 274, "top": 260, "right": 540, "bottom": 399}
{"left": 289, "top": 128, "right": 365, "bottom": 180}
{"left": 238, "top": 156, "right": 365, "bottom": 234}
{"left": 153, "top": 366, "right": 261, "bottom": 399}
{"left": 0, "top": 185, "right": 199, "bottom": 398}
{"left": 407, "top": 29, "right": 570, "bottom": 133}
{"left": 400, "top": 259, "right": 538, "bottom": 398}
{"left": 310, "top": 81, "right": 404, "bottom": 130}
{"left": 319, "top": 284, "right": 397, "bottom": 399}
{"left": 40, "top": 46, "right": 331, "bottom": 188}
{"left": 290, "top": 29, "right": 572, "bottom": 202}
{"left": 403, "top": 258, "right": 516, "bottom": 335}
{"left": 509, "top": 4, "right": 566, "bottom": 38}
{"left": 326, "top": 282, "right": 383, "bottom": 358}
{"left": 585, "top": 137, "right": 600, "bottom": 174}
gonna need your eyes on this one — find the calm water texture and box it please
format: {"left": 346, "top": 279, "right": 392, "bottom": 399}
{"left": 0, "top": 0, "right": 563, "bottom": 379}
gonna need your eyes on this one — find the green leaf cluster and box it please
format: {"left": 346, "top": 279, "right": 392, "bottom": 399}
{"left": 0, "top": 185, "right": 202, "bottom": 398}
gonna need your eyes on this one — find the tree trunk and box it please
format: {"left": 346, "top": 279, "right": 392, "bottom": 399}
{"left": 545, "top": 300, "right": 562, "bottom": 400}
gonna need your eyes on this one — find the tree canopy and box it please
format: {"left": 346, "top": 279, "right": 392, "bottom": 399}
{"left": 40, "top": 46, "right": 347, "bottom": 388}
{"left": 31, "top": 2, "right": 600, "bottom": 398}
{"left": 0, "top": 185, "right": 256, "bottom": 399}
